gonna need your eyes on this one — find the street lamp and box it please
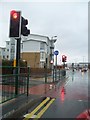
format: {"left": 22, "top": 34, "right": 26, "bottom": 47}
{"left": 50, "top": 36, "right": 57, "bottom": 65}
{"left": 50, "top": 36, "right": 57, "bottom": 82}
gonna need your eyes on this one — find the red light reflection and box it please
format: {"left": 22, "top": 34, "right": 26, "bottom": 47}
{"left": 60, "top": 87, "right": 66, "bottom": 102}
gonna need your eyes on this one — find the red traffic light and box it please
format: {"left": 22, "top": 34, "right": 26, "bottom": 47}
{"left": 9, "top": 10, "right": 21, "bottom": 38}
{"left": 62, "top": 55, "right": 67, "bottom": 62}
{"left": 10, "top": 10, "right": 18, "bottom": 19}
{"left": 62, "top": 55, "right": 65, "bottom": 58}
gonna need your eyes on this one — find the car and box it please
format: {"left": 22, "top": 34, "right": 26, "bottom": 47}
{"left": 81, "top": 68, "right": 88, "bottom": 72}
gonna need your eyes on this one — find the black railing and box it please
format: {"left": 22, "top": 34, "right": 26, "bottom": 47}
{"left": 1, "top": 66, "right": 30, "bottom": 103}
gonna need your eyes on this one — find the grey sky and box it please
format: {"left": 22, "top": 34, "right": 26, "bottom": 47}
{"left": 0, "top": 0, "right": 88, "bottom": 64}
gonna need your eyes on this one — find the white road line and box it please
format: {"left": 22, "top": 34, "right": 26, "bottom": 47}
{"left": 65, "top": 80, "right": 70, "bottom": 86}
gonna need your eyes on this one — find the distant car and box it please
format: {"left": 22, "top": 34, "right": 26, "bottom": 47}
{"left": 81, "top": 68, "right": 87, "bottom": 72}
{"left": 65, "top": 67, "right": 69, "bottom": 70}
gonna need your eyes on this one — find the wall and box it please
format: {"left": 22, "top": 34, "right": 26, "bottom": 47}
{"left": 21, "top": 52, "right": 40, "bottom": 68}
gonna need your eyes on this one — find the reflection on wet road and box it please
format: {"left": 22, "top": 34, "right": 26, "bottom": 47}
{"left": 23, "top": 70, "right": 89, "bottom": 119}
{"left": 45, "top": 70, "right": 89, "bottom": 101}
{"left": 41, "top": 70, "right": 89, "bottom": 118}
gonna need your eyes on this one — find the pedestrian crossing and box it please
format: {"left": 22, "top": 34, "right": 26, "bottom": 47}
{"left": 23, "top": 97, "right": 55, "bottom": 120}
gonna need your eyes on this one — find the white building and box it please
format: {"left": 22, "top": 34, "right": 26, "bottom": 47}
{"left": 0, "top": 34, "right": 57, "bottom": 68}
{"left": 5, "top": 38, "right": 15, "bottom": 60}
{"left": 21, "top": 34, "right": 57, "bottom": 68}
{"left": 0, "top": 47, "right": 6, "bottom": 59}
{"left": 0, "top": 38, "right": 15, "bottom": 60}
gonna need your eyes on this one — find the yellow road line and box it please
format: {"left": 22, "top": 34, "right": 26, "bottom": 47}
{"left": 34, "top": 98, "right": 55, "bottom": 119}
{"left": 23, "top": 97, "right": 50, "bottom": 120}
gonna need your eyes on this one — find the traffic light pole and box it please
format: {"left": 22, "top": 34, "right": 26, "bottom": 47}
{"left": 63, "top": 62, "right": 66, "bottom": 76}
{"left": 15, "top": 38, "right": 21, "bottom": 95}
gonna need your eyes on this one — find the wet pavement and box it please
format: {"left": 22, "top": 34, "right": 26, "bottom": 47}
{"left": 22, "top": 70, "right": 89, "bottom": 119}
{"left": 1, "top": 69, "right": 90, "bottom": 119}
{"left": 42, "top": 70, "right": 89, "bottom": 118}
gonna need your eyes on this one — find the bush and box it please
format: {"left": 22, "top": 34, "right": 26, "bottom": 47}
{"left": 2, "top": 59, "right": 27, "bottom": 67}
{"left": 2, "top": 59, "right": 13, "bottom": 66}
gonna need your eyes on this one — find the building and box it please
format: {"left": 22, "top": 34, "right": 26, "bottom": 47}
{"left": 21, "top": 34, "right": 57, "bottom": 68}
{"left": 0, "top": 34, "right": 57, "bottom": 68}
{"left": 0, "top": 38, "right": 15, "bottom": 60}
{"left": 6, "top": 38, "right": 15, "bottom": 60}
{"left": 0, "top": 47, "right": 6, "bottom": 60}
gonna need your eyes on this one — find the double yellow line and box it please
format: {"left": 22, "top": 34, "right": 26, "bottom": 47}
{"left": 23, "top": 97, "right": 55, "bottom": 120}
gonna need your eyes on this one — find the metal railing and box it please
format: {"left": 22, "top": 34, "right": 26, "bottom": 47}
{"left": 0, "top": 66, "right": 66, "bottom": 103}
{"left": 46, "top": 68, "right": 66, "bottom": 83}
{"left": 0, "top": 66, "right": 30, "bottom": 103}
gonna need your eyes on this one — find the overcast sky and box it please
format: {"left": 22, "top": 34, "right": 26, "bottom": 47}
{"left": 0, "top": 0, "right": 89, "bottom": 64}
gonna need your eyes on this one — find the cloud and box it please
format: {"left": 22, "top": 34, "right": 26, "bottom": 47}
{"left": 0, "top": 1, "right": 88, "bottom": 63}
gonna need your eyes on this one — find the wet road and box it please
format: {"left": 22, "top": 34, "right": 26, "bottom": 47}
{"left": 23, "top": 70, "right": 89, "bottom": 119}
{"left": 41, "top": 70, "right": 89, "bottom": 118}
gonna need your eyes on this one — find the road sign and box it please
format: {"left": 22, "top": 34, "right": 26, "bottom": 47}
{"left": 54, "top": 50, "right": 59, "bottom": 55}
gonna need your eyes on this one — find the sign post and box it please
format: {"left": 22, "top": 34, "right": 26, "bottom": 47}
{"left": 54, "top": 50, "right": 59, "bottom": 81}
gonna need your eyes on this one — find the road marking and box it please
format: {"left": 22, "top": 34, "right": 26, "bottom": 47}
{"left": 65, "top": 80, "right": 70, "bottom": 86}
{"left": 35, "top": 98, "right": 55, "bottom": 119}
{"left": 78, "top": 100, "right": 83, "bottom": 102}
{"left": 24, "top": 114, "right": 37, "bottom": 118}
{"left": 23, "top": 97, "right": 50, "bottom": 120}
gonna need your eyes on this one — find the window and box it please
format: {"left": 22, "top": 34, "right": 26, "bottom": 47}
{"left": 40, "top": 52, "right": 45, "bottom": 60}
{"left": 11, "top": 49, "right": 14, "bottom": 53}
{"left": 7, "top": 55, "right": 9, "bottom": 58}
{"left": 3, "top": 56, "right": 5, "bottom": 59}
{"left": 7, "top": 49, "right": 9, "bottom": 52}
{"left": 40, "top": 42, "right": 45, "bottom": 50}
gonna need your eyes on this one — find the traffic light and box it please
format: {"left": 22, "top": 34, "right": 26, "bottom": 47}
{"left": 9, "top": 10, "right": 21, "bottom": 38}
{"left": 65, "top": 56, "right": 67, "bottom": 62}
{"left": 62, "top": 55, "right": 65, "bottom": 62}
{"left": 21, "top": 17, "right": 30, "bottom": 36}
{"left": 62, "top": 55, "right": 67, "bottom": 62}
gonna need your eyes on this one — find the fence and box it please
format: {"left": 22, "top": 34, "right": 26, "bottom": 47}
{"left": 0, "top": 66, "right": 66, "bottom": 103}
{"left": 29, "top": 68, "right": 66, "bottom": 83}
{"left": 46, "top": 68, "right": 66, "bottom": 83}
{"left": 0, "top": 66, "right": 30, "bottom": 103}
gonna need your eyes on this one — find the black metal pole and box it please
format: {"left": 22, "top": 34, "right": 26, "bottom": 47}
{"left": 45, "top": 58, "right": 47, "bottom": 83}
{"left": 55, "top": 55, "right": 57, "bottom": 81}
{"left": 15, "top": 38, "right": 21, "bottom": 95}
{"left": 27, "top": 67, "right": 30, "bottom": 96}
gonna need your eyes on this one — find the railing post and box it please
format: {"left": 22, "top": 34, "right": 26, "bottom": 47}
{"left": 27, "top": 67, "right": 30, "bottom": 96}
{"left": 59, "top": 69, "right": 60, "bottom": 80}
{"left": 53, "top": 68, "right": 54, "bottom": 82}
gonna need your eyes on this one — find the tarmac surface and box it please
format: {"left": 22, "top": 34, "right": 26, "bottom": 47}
{"left": 1, "top": 74, "right": 66, "bottom": 119}
{"left": 1, "top": 70, "right": 90, "bottom": 119}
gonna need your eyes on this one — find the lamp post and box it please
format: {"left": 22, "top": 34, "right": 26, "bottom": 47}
{"left": 50, "top": 36, "right": 57, "bottom": 82}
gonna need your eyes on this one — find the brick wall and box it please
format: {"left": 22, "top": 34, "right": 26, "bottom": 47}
{"left": 21, "top": 52, "right": 40, "bottom": 68}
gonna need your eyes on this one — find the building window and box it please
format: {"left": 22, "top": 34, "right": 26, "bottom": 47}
{"left": 7, "top": 55, "right": 9, "bottom": 58}
{"left": 40, "top": 42, "right": 45, "bottom": 50}
{"left": 7, "top": 49, "right": 9, "bottom": 52}
{"left": 40, "top": 52, "right": 45, "bottom": 60}
{"left": 11, "top": 49, "right": 14, "bottom": 53}
{"left": 3, "top": 56, "right": 5, "bottom": 59}
{"left": 21, "top": 43, "right": 23, "bottom": 49}
{"left": 7, "top": 42, "right": 9, "bottom": 45}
